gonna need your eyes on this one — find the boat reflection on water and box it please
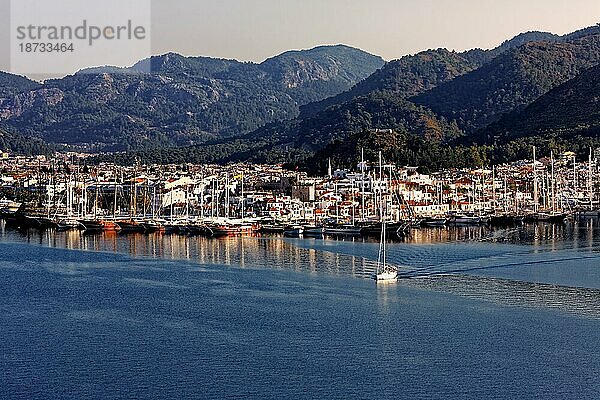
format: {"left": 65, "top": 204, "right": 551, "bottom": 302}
{"left": 5, "top": 219, "right": 600, "bottom": 258}
{"left": 4, "top": 219, "right": 600, "bottom": 319}
{"left": 3, "top": 227, "right": 382, "bottom": 278}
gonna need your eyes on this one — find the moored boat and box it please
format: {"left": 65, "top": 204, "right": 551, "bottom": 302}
{"left": 420, "top": 217, "right": 447, "bottom": 227}
{"left": 523, "top": 212, "right": 568, "bottom": 224}
{"left": 116, "top": 220, "right": 146, "bottom": 233}
{"left": 56, "top": 218, "right": 82, "bottom": 231}
{"left": 207, "top": 223, "right": 254, "bottom": 237}
{"left": 79, "top": 219, "right": 121, "bottom": 232}
{"left": 303, "top": 225, "right": 324, "bottom": 235}
{"left": 490, "top": 214, "right": 525, "bottom": 226}
{"left": 0, "top": 200, "right": 22, "bottom": 217}
{"left": 141, "top": 219, "right": 166, "bottom": 232}
{"left": 283, "top": 225, "right": 304, "bottom": 237}
{"left": 324, "top": 224, "right": 362, "bottom": 236}
{"left": 360, "top": 221, "right": 407, "bottom": 236}
{"left": 447, "top": 213, "right": 481, "bottom": 225}
{"left": 259, "top": 224, "right": 286, "bottom": 234}
{"left": 375, "top": 151, "right": 398, "bottom": 283}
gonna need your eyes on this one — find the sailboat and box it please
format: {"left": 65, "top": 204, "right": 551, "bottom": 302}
{"left": 56, "top": 176, "right": 82, "bottom": 231}
{"left": 375, "top": 219, "right": 398, "bottom": 282}
{"left": 375, "top": 152, "right": 398, "bottom": 283}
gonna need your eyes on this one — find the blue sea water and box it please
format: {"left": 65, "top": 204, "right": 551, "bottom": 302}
{"left": 1, "top": 223, "right": 600, "bottom": 399}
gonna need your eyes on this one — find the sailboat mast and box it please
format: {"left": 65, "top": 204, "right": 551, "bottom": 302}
{"left": 152, "top": 185, "right": 157, "bottom": 219}
{"left": 170, "top": 185, "right": 174, "bottom": 222}
{"left": 378, "top": 151, "right": 386, "bottom": 270}
{"left": 589, "top": 147, "right": 593, "bottom": 210}
{"left": 185, "top": 185, "right": 190, "bottom": 219}
{"left": 113, "top": 166, "right": 118, "bottom": 219}
{"left": 200, "top": 178, "right": 205, "bottom": 220}
{"left": 492, "top": 166, "right": 496, "bottom": 212}
{"left": 94, "top": 172, "right": 99, "bottom": 219}
{"left": 533, "top": 146, "right": 538, "bottom": 213}
{"left": 361, "top": 148, "right": 365, "bottom": 221}
{"left": 241, "top": 172, "right": 244, "bottom": 220}
{"left": 503, "top": 176, "right": 508, "bottom": 214}
{"left": 225, "top": 174, "right": 230, "bottom": 219}
{"left": 551, "top": 151, "right": 555, "bottom": 212}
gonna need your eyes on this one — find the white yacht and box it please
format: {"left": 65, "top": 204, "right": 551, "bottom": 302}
{"left": 375, "top": 152, "right": 398, "bottom": 283}
{"left": 0, "top": 199, "right": 22, "bottom": 215}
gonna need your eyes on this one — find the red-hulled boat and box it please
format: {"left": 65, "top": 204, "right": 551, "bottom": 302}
{"left": 78, "top": 219, "right": 121, "bottom": 232}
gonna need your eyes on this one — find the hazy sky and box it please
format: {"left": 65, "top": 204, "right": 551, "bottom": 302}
{"left": 1, "top": 0, "right": 600, "bottom": 78}
{"left": 151, "top": 0, "right": 600, "bottom": 61}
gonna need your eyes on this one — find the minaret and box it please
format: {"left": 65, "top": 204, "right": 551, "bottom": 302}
{"left": 328, "top": 158, "right": 332, "bottom": 177}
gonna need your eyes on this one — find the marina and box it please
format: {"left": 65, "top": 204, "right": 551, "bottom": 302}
{"left": 3, "top": 4, "right": 600, "bottom": 399}
{"left": 2, "top": 151, "right": 600, "bottom": 397}
{"left": 1, "top": 148, "right": 599, "bottom": 240}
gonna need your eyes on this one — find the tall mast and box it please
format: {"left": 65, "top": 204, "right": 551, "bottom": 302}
{"left": 351, "top": 180, "right": 355, "bottom": 225}
{"left": 214, "top": 179, "right": 218, "bottom": 218}
{"left": 378, "top": 151, "right": 386, "bottom": 271}
{"left": 533, "top": 146, "right": 538, "bottom": 213}
{"left": 573, "top": 154, "right": 577, "bottom": 195}
{"left": 170, "top": 184, "right": 174, "bottom": 222}
{"left": 185, "top": 185, "right": 190, "bottom": 220}
{"left": 200, "top": 177, "right": 205, "bottom": 220}
{"left": 589, "top": 147, "right": 594, "bottom": 210}
{"left": 152, "top": 185, "right": 157, "bottom": 219}
{"left": 225, "top": 174, "right": 230, "bottom": 219}
{"left": 113, "top": 166, "right": 118, "bottom": 219}
{"left": 47, "top": 173, "right": 52, "bottom": 219}
{"left": 550, "top": 151, "right": 555, "bottom": 212}
{"left": 93, "top": 171, "right": 99, "bottom": 219}
{"left": 210, "top": 180, "right": 214, "bottom": 219}
{"left": 240, "top": 172, "right": 244, "bottom": 220}
{"left": 66, "top": 173, "right": 72, "bottom": 218}
{"left": 335, "top": 182, "right": 339, "bottom": 222}
{"left": 83, "top": 179, "right": 87, "bottom": 218}
{"left": 133, "top": 179, "right": 137, "bottom": 218}
{"left": 379, "top": 151, "right": 383, "bottom": 222}
{"left": 503, "top": 175, "right": 508, "bottom": 214}
{"left": 492, "top": 166, "right": 496, "bottom": 212}
{"left": 361, "top": 148, "right": 365, "bottom": 222}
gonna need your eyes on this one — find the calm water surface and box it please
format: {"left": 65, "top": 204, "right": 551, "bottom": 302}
{"left": 1, "top": 221, "right": 600, "bottom": 399}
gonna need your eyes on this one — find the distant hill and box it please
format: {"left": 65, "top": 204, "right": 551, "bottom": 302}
{"left": 479, "top": 64, "right": 600, "bottom": 144}
{"left": 0, "top": 72, "right": 40, "bottom": 98}
{"left": 460, "top": 31, "right": 561, "bottom": 66}
{"left": 110, "top": 24, "right": 600, "bottom": 170}
{"left": 250, "top": 90, "right": 462, "bottom": 151}
{"left": 300, "top": 31, "right": 565, "bottom": 118}
{"left": 412, "top": 34, "right": 600, "bottom": 133}
{"left": 244, "top": 29, "right": 595, "bottom": 161}
{"left": 5, "top": 23, "right": 600, "bottom": 170}
{"left": 0, "top": 46, "right": 384, "bottom": 151}
{"left": 0, "top": 127, "right": 53, "bottom": 155}
{"left": 300, "top": 48, "right": 478, "bottom": 117}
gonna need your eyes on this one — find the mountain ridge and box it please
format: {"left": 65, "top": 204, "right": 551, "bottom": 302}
{"left": 0, "top": 45, "right": 384, "bottom": 151}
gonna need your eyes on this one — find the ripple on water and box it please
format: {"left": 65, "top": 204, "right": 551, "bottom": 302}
{"left": 401, "top": 275, "right": 600, "bottom": 320}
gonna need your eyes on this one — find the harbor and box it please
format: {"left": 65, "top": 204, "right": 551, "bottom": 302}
{"left": 1, "top": 147, "right": 600, "bottom": 239}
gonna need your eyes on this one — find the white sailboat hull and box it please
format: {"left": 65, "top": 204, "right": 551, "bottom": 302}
{"left": 376, "top": 270, "right": 398, "bottom": 282}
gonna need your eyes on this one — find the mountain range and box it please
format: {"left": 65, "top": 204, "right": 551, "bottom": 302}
{"left": 0, "top": 45, "right": 384, "bottom": 151}
{"left": 2, "top": 24, "right": 600, "bottom": 171}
